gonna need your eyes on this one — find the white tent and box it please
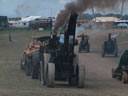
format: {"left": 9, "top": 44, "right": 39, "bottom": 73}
{"left": 21, "top": 16, "right": 42, "bottom": 22}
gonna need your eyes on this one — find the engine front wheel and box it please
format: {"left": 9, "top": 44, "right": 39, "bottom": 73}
{"left": 122, "top": 71, "right": 128, "bottom": 84}
{"left": 46, "top": 63, "right": 55, "bottom": 87}
{"left": 41, "top": 53, "right": 51, "bottom": 85}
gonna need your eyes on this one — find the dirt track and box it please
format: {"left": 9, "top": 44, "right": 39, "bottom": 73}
{"left": 0, "top": 29, "right": 128, "bottom": 96}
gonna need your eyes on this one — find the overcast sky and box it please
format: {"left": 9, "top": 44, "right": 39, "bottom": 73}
{"left": 0, "top": 0, "right": 128, "bottom": 17}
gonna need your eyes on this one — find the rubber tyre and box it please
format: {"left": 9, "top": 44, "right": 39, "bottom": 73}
{"left": 46, "top": 63, "right": 55, "bottom": 87}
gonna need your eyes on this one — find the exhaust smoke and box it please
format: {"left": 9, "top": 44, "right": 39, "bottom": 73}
{"left": 54, "top": 0, "right": 121, "bottom": 34}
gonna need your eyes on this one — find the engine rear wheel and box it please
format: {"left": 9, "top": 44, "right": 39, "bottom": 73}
{"left": 25, "top": 56, "right": 32, "bottom": 76}
{"left": 77, "top": 64, "right": 85, "bottom": 88}
{"left": 68, "top": 55, "right": 79, "bottom": 86}
{"left": 38, "top": 63, "right": 41, "bottom": 81}
{"left": 68, "top": 77, "right": 76, "bottom": 86}
{"left": 31, "top": 50, "right": 40, "bottom": 79}
{"left": 46, "top": 63, "right": 55, "bottom": 87}
{"left": 41, "top": 53, "right": 51, "bottom": 85}
{"left": 31, "top": 51, "right": 40, "bottom": 79}
{"left": 112, "top": 68, "right": 116, "bottom": 78}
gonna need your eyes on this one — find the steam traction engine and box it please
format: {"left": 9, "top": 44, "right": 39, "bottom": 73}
{"left": 78, "top": 34, "right": 90, "bottom": 53}
{"left": 102, "top": 33, "right": 118, "bottom": 57}
{"left": 40, "top": 12, "right": 85, "bottom": 88}
{"left": 112, "top": 50, "right": 128, "bottom": 84}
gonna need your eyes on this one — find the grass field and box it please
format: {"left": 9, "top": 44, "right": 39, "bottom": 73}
{"left": 0, "top": 29, "right": 128, "bottom": 96}
{"left": 0, "top": 29, "right": 51, "bottom": 40}
{"left": 0, "top": 29, "right": 51, "bottom": 34}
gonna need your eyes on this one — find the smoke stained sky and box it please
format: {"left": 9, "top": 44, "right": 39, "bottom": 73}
{"left": 54, "top": 0, "right": 128, "bottom": 32}
{"left": 0, "top": 0, "right": 128, "bottom": 17}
